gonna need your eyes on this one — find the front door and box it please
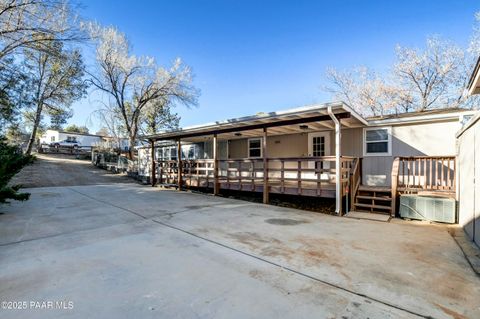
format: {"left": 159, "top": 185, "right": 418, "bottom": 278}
{"left": 308, "top": 132, "right": 331, "bottom": 178}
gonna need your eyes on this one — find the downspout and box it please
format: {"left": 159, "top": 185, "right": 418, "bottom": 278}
{"left": 328, "top": 106, "right": 342, "bottom": 215}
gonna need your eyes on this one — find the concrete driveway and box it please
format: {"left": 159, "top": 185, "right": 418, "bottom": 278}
{"left": 1, "top": 184, "right": 479, "bottom": 319}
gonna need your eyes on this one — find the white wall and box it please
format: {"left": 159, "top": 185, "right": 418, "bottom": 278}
{"left": 457, "top": 115, "right": 480, "bottom": 246}
{"left": 40, "top": 130, "right": 103, "bottom": 147}
{"left": 39, "top": 130, "right": 60, "bottom": 144}
{"left": 362, "top": 120, "right": 461, "bottom": 186}
{"left": 57, "top": 132, "right": 102, "bottom": 147}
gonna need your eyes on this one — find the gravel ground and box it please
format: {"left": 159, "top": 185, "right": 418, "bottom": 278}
{"left": 10, "top": 153, "right": 134, "bottom": 188}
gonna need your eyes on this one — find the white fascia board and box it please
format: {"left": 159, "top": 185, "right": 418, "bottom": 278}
{"left": 367, "top": 111, "right": 477, "bottom": 126}
{"left": 468, "top": 67, "right": 480, "bottom": 95}
{"left": 340, "top": 102, "right": 369, "bottom": 126}
{"left": 456, "top": 111, "right": 480, "bottom": 138}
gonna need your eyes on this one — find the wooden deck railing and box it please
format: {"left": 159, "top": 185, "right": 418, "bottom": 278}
{"left": 349, "top": 157, "right": 362, "bottom": 208}
{"left": 391, "top": 156, "right": 456, "bottom": 216}
{"left": 156, "top": 156, "right": 357, "bottom": 199}
{"left": 394, "top": 156, "right": 456, "bottom": 192}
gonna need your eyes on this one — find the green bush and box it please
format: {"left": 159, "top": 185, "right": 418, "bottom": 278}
{"left": 0, "top": 137, "right": 34, "bottom": 203}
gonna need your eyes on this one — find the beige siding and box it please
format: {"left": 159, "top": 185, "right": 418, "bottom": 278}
{"left": 224, "top": 120, "right": 460, "bottom": 187}
{"left": 267, "top": 134, "right": 308, "bottom": 157}
{"left": 228, "top": 139, "right": 248, "bottom": 158}
{"left": 338, "top": 128, "right": 362, "bottom": 157}
{"left": 228, "top": 134, "right": 309, "bottom": 159}
{"left": 362, "top": 120, "right": 461, "bottom": 186}
{"left": 457, "top": 118, "right": 480, "bottom": 245}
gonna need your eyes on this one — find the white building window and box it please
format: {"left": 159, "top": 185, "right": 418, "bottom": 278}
{"left": 50, "top": 136, "right": 55, "bottom": 142}
{"left": 248, "top": 138, "right": 262, "bottom": 158}
{"left": 363, "top": 127, "right": 392, "bottom": 156}
{"left": 182, "top": 144, "right": 198, "bottom": 160}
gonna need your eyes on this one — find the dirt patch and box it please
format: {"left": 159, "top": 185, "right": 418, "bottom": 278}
{"left": 192, "top": 189, "right": 336, "bottom": 215}
{"left": 228, "top": 232, "right": 283, "bottom": 250}
{"left": 265, "top": 218, "right": 308, "bottom": 226}
{"left": 434, "top": 303, "right": 468, "bottom": 319}
{"left": 10, "top": 153, "right": 133, "bottom": 188}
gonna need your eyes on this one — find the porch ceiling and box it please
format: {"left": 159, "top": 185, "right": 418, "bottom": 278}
{"left": 144, "top": 101, "right": 367, "bottom": 142}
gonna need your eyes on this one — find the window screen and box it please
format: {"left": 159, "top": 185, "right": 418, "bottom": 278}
{"left": 248, "top": 138, "right": 262, "bottom": 158}
{"left": 365, "top": 128, "right": 390, "bottom": 155}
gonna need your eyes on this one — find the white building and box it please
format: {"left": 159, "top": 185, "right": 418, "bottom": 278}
{"left": 39, "top": 130, "right": 104, "bottom": 147}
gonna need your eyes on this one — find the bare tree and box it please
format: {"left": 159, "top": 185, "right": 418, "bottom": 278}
{"left": 0, "top": 0, "right": 85, "bottom": 61}
{"left": 88, "top": 26, "right": 198, "bottom": 158}
{"left": 326, "top": 37, "right": 479, "bottom": 115}
{"left": 394, "top": 37, "right": 463, "bottom": 111}
{"left": 325, "top": 67, "right": 399, "bottom": 116}
{"left": 23, "top": 39, "right": 87, "bottom": 154}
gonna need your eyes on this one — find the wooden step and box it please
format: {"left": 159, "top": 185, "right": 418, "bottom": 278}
{"left": 354, "top": 203, "right": 392, "bottom": 211}
{"left": 356, "top": 195, "right": 391, "bottom": 201}
{"left": 358, "top": 186, "right": 391, "bottom": 193}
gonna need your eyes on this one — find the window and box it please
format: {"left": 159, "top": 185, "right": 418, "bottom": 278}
{"left": 182, "top": 144, "right": 198, "bottom": 160}
{"left": 363, "top": 127, "right": 391, "bottom": 156}
{"left": 312, "top": 136, "right": 325, "bottom": 157}
{"left": 170, "top": 147, "right": 177, "bottom": 160}
{"left": 50, "top": 136, "right": 55, "bottom": 142}
{"left": 248, "top": 138, "right": 262, "bottom": 158}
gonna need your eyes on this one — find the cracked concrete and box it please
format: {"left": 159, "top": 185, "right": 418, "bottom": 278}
{"left": 1, "top": 184, "right": 479, "bottom": 318}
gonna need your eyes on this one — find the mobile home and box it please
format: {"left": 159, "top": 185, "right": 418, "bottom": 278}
{"left": 141, "top": 102, "right": 473, "bottom": 217}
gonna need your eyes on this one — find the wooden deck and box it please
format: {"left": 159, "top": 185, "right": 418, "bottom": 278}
{"left": 153, "top": 155, "right": 457, "bottom": 217}
{"left": 156, "top": 156, "right": 356, "bottom": 200}
{"left": 179, "top": 178, "right": 337, "bottom": 198}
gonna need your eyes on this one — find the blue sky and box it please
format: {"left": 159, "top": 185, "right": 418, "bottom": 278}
{"left": 72, "top": 0, "right": 480, "bottom": 132}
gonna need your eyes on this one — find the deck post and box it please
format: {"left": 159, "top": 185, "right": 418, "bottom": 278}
{"left": 213, "top": 134, "right": 219, "bottom": 195}
{"left": 150, "top": 140, "right": 156, "bottom": 187}
{"left": 177, "top": 138, "right": 182, "bottom": 190}
{"left": 328, "top": 106, "right": 342, "bottom": 215}
{"left": 391, "top": 158, "right": 400, "bottom": 218}
{"left": 263, "top": 127, "right": 269, "bottom": 204}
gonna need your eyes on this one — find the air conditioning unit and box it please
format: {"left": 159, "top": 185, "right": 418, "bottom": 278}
{"left": 399, "top": 195, "right": 456, "bottom": 223}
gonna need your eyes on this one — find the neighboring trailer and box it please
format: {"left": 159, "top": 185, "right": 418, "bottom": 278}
{"left": 39, "top": 129, "right": 103, "bottom": 147}
{"left": 456, "top": 112, "right": 480, "bottom": 246}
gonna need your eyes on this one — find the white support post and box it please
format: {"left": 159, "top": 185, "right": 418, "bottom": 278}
{"left": 177, "top": 139, "right": 182, "bottom": 190}
{"left": 328, "top": 106, "right": 342, "bottom": 215}
{"left": 213, "top": 134, "right": 219, "bottom": 195}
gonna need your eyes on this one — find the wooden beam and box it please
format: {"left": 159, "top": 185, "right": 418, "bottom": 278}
{"left": 150, "top": 140, "right": 156, "bottom": 187}
{"left": 213, "top": 134, "right": 219, "bottom": 195}
{"left": 263, "top": 128, "right": 269, "bottom": 204}
{"left": 148, "top": 112, "right": 351, "bottom": 141}
{"left": 177, "top": 139, "right": 182, "bottom": 190}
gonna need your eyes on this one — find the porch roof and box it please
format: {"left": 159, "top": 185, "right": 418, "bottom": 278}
{"left": 144, "top": 101, "right": 367, "bottom": 142}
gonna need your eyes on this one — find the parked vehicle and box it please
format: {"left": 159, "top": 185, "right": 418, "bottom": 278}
{"left": 50, "top": 139, "right": 82, "bottom": 149}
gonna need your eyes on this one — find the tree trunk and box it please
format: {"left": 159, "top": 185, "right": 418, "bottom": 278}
{"left": 128, "top": 134, "right": 136, "bottom": 160}
{"left": 25, "top": 102, "right": 43, "bottom": 155}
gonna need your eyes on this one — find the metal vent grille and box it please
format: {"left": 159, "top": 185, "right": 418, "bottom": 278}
{"left": 399, "top": 195, "right": 456, "bottom": 223}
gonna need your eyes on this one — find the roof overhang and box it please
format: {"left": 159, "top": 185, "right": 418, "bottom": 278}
{"left": 144, "top": 101, "right": 368, "bottom": 142}
{"left": 367, "top": 110, "right": 476, "bottom": 126}
{"left": 468, "top": 56, "right": 480, "bottom": 95}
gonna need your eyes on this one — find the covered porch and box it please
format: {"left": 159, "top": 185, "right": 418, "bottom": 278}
{"left": 144, "top": 102, "right": 367, "bottom": 215}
